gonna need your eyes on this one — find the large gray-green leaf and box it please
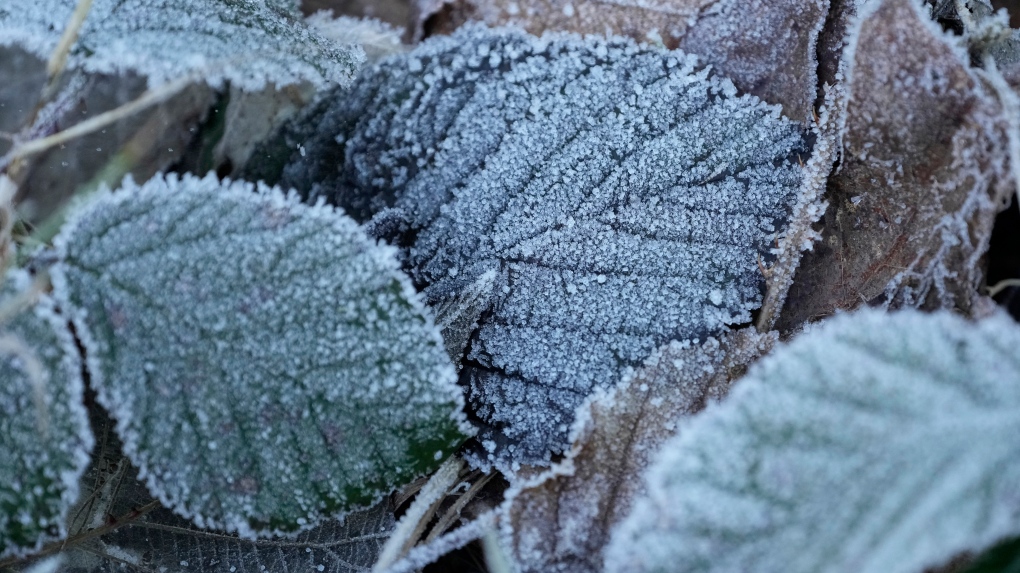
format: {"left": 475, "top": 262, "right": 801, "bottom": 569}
{"left": 605, "top": 309, "right": 1020, "bottom": 573}
{"left": 0, "top": 0, "right": 364, "bottom": 90}
{"left": 50, "top": 172, "right": 473, "bottom": 538}
{"left": 276, "top": 26, "right": 810, "bottom": 467}
{"left": 0, "top": 269, "right": 92, "bottom": 559}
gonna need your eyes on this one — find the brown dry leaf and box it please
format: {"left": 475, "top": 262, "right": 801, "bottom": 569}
{"left": 497, "top": 329, "right": 775, "bottom": 573}
{"left": 777, "top": 0, "right": 1016, "bottom": 331}
{"left": 417, "top": 0, "right": 827, "bottom": 121}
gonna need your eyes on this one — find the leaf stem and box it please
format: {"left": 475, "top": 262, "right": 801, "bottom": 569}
{"left": 373, "top": 456, "right": 463, "bottom": 572}
{"left": 44, "top": 0, "right": 94, "bottom": 94}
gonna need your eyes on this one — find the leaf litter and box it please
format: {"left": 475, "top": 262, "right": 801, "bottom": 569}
{"left": 416, "top": 0, "right": 828, "bottom": 122}
{"left": 55, "top": 406, "right": 396, "bottom": 573}
{"left": 777, "top": 0, "right": 1017, "bottom": 330}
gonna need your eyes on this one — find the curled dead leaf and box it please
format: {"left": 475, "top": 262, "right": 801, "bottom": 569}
{"left": 778, "top": 0, "right": 1016, "bottom": 331}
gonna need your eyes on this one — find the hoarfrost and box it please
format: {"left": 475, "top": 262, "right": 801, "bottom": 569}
{"left": 50, "top": 172, "right": 473, "bottom": 538}
{"left": 278, "top": 26, "right": 809, "bottom": 466}
{"left": 606, "top": 309, "right": 1020, "bottom": 573}
{"left": 0, "top": 0, "right": 365, "bottom": 90}
{"left": 498, "top": 329, "right": 773, "bottom": 573}
{"left": 778, "top": 0, "right": 1015, "bottom": 329}
{"left": 0, "top": 269, "right": 93, "bottom": 559}
{"left": 415, "top": 0, "right": 828, "bottom": 121}
{"left": 60, "top": 404, "right": 395, "bottom": 573}
{"left": 306, "top": 13, "right": 406, "bottom": 62}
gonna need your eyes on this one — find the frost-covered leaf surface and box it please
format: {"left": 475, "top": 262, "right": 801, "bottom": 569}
{"left": 990, "top": 29, "right": 1020, "bottom": 88}
{"left": 777, "top": 0, "right": 1015, "bottom": 330}
{"left": 417, "top": 0, "right": 704, "bottom": 48}
{"left": 51, "top": 172, "right": 472, "bottom": 537}
{"left": 306, "top": 13, "right": 407, "bottom": 62}
{"left": 417, "top": 0, "right": 827, "bottom": 121}
{"left": 0, "top": 45, "right": 46, "bottom": 157}
{"left": 0, "top": 270, "right": 92, "bottom": 559}
{"left": 500, "top": 329, "right": 773, "bottom": 573}
{"left": 606, "top": 309, "right": 1020, "bottom": 573}
{"left": 0, "top": 0, "right": 364, "bottom": 90}
{"left": 278, "top": 26, "right": 809, "bottom": 466}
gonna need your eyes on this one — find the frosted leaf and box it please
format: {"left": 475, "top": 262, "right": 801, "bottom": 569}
{"left": 277, "top": 26, "right": 808, "bottom": 465}
{"left": 417, "top": 0, "right": 827, "bottom": 121}
{"left": 50, "top": 172, "right": 473, "bottom": 537}
{"left": 306, "top": 13, "right": 407, "bottom": 62}
{"left": 499, "top": 329, "right": 773, "bottom": 573}
{"left": 755, "top": 81, "right": 845, "bottom": 331}
{"left": 432, "top": 270, "right": 499, "bottom": 366}
{"left": 0, "top": 269, "right": 93, "bottom": 559}
{"left": 778, "top": 0, "right": 1015, "bottom": 330}
{"left": 416, "top": 0, "right": 703, "bottom": 47}
{"left": 989, "top": 29, "right": 1020, "bottom": 89}
{"left": 0, "top": 0, "right": 364, "bottom": 91}
{"left": 605, "top": 309, "right": 1020, "bottom": 573}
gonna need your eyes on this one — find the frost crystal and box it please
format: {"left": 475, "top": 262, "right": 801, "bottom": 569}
{"left": 500, "top": 329, "right": 774, "bottom": 573}
{"left": 778, "top": 0, "right": 1015, "bottom": 328}
{"left": 280, "top": 26, "right": 809, "bottom": 465}
{"left": 606, "top": 309, "right": 1020, "bottom": 573}
{"left": 0, "top": 269, "right": 92, "bottom": 559}
{"left": 51, "top": 173, "right": 473, "bottom": 538}
{"left": 0, "top": 0, "right": 364, "bottom": 90}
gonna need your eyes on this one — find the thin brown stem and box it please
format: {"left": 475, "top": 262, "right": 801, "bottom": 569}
{"left": 425, "top": 472, "right": 495, "bottom": 544}
{"left": 0, "top": 500, "right": 161, "bottom": 569}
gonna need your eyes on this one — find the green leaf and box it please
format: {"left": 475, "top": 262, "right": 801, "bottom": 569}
{"left": 51, "top": 172, "right": 473, "bottom": 538}
{"left": 606, "top": 309, "right": 1020, "bottom": 573}
{"left": 0, "top": 269, "right": 92, "bottom": 559}
{"left": 0, "top": 0, "right": 364, "bottom": 91}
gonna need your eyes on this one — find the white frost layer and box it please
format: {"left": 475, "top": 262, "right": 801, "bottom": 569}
{"left": 606, "top": 308, "right": 1020, "bottom": 573}
{"left": 0, "top": 0, "right": 364, "bottom": 90}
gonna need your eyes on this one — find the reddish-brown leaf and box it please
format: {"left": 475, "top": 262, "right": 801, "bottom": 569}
{"left": 777, "top": 0, "right": 1016, "bottom": 331}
